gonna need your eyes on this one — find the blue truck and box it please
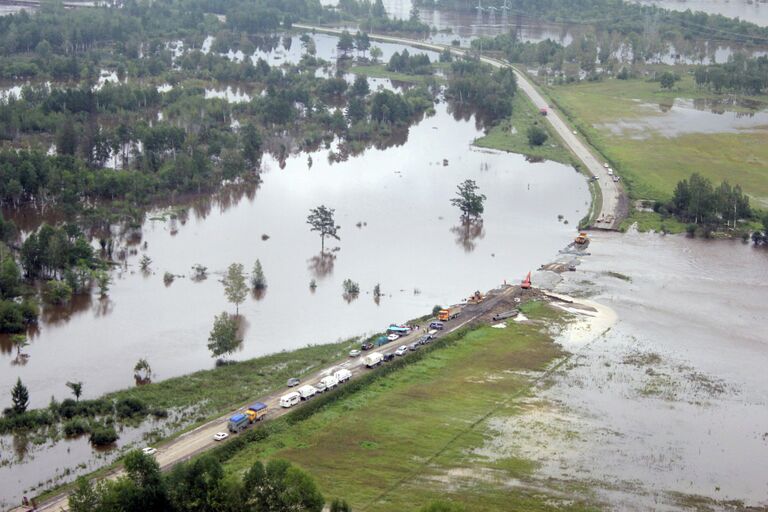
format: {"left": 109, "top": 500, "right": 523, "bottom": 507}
{"left": 228, "top": 413, "right": 249, "bottom": 433}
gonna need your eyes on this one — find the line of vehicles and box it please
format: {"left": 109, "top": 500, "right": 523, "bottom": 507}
{"left": 220, "top": 307, "right": 467, "bottom": 440}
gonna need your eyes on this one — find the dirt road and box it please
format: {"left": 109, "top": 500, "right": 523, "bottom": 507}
{"left": 294, "top": 24, "right": 625, "bottom": 230}
{"left": 30, "top": 286, "right": 517, "bottom": 512}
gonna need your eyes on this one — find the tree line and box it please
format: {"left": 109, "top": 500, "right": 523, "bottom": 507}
{"left": 661, "top": 173, "right": 752, "bottom": 229}
{"left": 694, "top": 54, "right": 768, "bottom": 95}
{"left": 445, "top": 57, "right": 517, "bottom": 124}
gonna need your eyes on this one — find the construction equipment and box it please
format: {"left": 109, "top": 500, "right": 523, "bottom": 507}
{"left": 574, "top": 232, "right": 589, "bottom": 245}
{"left": 467, "top": 290, "right": 484, "bottom": 304}
{"left": 521, "top": 272, "right": 532, "bottom": 289}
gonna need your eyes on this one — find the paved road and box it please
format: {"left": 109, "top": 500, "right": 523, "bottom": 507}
{"left": 30, "top": 286, "right": 515, "bottom": 512}
{"left": 294, "top": 24, "right": 624, "bottom": 229}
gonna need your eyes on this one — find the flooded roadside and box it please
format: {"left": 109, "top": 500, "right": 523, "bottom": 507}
{"left": 490, "top": 231, "right": 768, "bottom": 509}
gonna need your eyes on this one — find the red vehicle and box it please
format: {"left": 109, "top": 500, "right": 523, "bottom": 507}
{"left": 539, "top": 108, "right": 548, "bottom": 116}
{"left": 521, "top": 272, "right": 532, "bottom": 289}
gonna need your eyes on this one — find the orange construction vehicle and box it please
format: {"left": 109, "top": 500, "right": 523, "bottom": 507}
{"left": 521, "top": 272, "right": 532, "bottom": 289}
{"left": 575, "top": 232, "right": 589, "bottom": 245}
{"left": 467, "top": 290, "right": 484, "bottom": 304}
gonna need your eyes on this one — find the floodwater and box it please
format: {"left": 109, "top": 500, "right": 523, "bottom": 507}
{"left": 601, "top": 97, "right": 768, "bottom": 139}
{"left": 492, "top": 231, "right": 768, "bottom": 509}
{"left": 634, "top": 0, "right": 768, "bottom": 27}
{"left": 0, "top": 102, "right": 588, "bottom": 407}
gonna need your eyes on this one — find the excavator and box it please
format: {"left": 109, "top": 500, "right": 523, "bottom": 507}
{"left": 521, "top": 272, "right": 532, "bottom": 289}
{"left": 574, "top": 232, "right": 589, "bottom": 245}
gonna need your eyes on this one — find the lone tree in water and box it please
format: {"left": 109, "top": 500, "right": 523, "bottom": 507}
{"left": 251, "top": 259, "right": 267, "bottom": 290}
{"left": 222, "top": 263, "right": 247, "bottom": 315}
{"left": 451, "top": 179, "right": 486, "bottom": 221}
{"left": 207, "top": 313, "right": 242, "bottom": 360}
{"left": 307, "top": 206, "right": 340, "bottom": 254}
{"left": 133, "top": 358, "right": 153, "bottom": 382}
{"left": 66, "top": 381, "right": 83, "bottom": 402}
{"left": 11, "top": 377, "right": 29, "bottom": 414}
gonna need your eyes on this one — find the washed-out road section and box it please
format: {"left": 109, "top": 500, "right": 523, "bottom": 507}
{"left": 293, "top": 24, "right": 625, "bottom": 229}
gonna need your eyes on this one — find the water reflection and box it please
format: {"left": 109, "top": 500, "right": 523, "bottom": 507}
{"left": 450, "top": 219, "right": 486, "bottom": 252}
{"left": 307, "top": 252, "right": 336, "bottom": 279}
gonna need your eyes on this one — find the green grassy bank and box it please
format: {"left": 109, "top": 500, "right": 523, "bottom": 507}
{"left": 220, "top": 304, "right": 598, "bottom": 511}
{"left": 474, "top": 93, "right": 574, "bottom": 165}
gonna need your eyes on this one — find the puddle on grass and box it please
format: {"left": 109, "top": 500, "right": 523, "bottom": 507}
{"left": 601, "top": 98, "right": 768, "bottom": 139}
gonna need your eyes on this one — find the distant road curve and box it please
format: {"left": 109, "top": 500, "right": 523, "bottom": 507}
{"left": 295, "top": 23, "right": 626, "bottom": 230}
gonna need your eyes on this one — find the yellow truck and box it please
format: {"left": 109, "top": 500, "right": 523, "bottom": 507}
{"left": 244, "top": 402, "right": 268, "bottom": 423}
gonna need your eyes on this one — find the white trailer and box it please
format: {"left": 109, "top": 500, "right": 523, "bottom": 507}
{"left": 319, "top": 375, "right": 338, "bottom": 390}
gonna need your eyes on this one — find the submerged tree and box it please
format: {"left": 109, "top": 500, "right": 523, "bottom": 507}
{"left": 134, "top": 358, "right": 153, "bottom": 383}
{"left": 11, "top": 377, "right": 29, "bottom": 414}
{"left": 450, "top": 179, "right": 486, "bottom": 221}
{"left": 307, "top": 206, "right": 340, "bottom": 254}
{"left": 66, "top": 381, "right": 83, "bottom": 402}
{"left": 251, "top": 259, "right": 267, "bottom": 290}
{"left": 207, "top": 312, "right": 242, "bottom": 360}
{"left": 222, "top": 263, "right": 247, "bottom": 314}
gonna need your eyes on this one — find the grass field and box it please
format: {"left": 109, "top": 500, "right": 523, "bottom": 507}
{"left": 546, "top": 75, "right": 768, "bottom": 207}
{"left": 474, "top": 93, "right": 574, "bottom": 165}
{"left": 222, "top": 306, "right": 599, "bottom": 511}
{"left": 108, "top": 339, "right": 355, "bottom": 423}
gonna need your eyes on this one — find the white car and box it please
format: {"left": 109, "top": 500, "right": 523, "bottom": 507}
{"left": 395, "top": 345, "right": 408, "bottom": 356}
{"left": 142, "top": 447, "right": 157, "bottom": 456}
{"left": 603, "top": 163, "right": 609, "bottom": 168}
{"left": 213, "top": 432, "right": 229, "bottom": 442}
{"left": 387, "top": 334, "right": 400, "bottom": 342}
{"left": 349, "top": 349, "right": 361, "bottom": 357}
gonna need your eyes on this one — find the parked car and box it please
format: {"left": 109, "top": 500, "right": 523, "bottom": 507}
{"left": 320, "top": 375, "right": 338, "bottom": 390}
{"left": 142, "top": 447, "right": 157, "bottom": 456}
{"left": 286, "top": 377, "right": 300, "bottom": 387}
{"left": 361, "top": 342, "right": 374, "bottom": 351}
{"left": 417, "top": 335, "right": 431, "bottom": 345}
{"left": 429, "top": 322, "right": 444, "bottom": 330}
{"left": 213, "top": 432, "right": 229, "bottom": 442}
{"left": 408, "top": 342, "right": 419, "bottom": 351}
{"left": 395, "top": 345, "right": 408, "bottom": 356}
{"left": 383, "top": 353, "right": 395, "bottom": 362}
{"left": 387, "top": 334, "right": 400, "bottom": 342}
{"left": 428, "top": 329, "right": 438, "bottom": 337}
{"left": 349, "top": 349, "right": 361, "bottom": 357}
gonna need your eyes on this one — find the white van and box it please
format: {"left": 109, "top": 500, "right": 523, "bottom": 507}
{"left": 297, "top": 384, "right": 318, "bottom": 401}
{"left": 319, "top": 375, "right": 338, "bottom": 390}
{"left": 334, "top": 368, "right": 352, "bottom": 383}
{"left": 280, "top": 392, "right": 300, "bottom": 408}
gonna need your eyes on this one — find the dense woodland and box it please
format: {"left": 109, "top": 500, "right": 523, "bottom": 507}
{"left": 694, "top": 55, "right": 768, "bottom": 94}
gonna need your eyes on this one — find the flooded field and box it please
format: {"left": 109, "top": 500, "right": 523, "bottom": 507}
{"left": 495, "top": 231, "right": 768, "bottom": 509}
{"left": 635, "top": 0, "right": 768, "bottom": 27}
{"left": 602, "top": 98, "right": 768, "bottom": 139}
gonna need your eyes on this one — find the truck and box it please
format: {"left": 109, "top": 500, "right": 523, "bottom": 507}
{"left": 438, "top": 306, "right": 461, "bottom": 322}
{"left": 228, "top": 413, "right": 249, "bottom": 433}
{"left": 319, "top": 375, "right": 338, "bottom": 391}
{"left": 334, "top": 368, "right": 352, "bottom": 383}
{"left": 363, "top": 351, "right": 384, "bottom": 368}
{"left": 298, "top": 384, "right": 318, "bottom": 400}
{"left": 244, "top": 402, "right": 268, "bottom": 423}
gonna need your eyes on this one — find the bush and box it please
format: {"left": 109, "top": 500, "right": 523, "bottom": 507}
{"left": 432, "top": 305, "right": 443, "bottom": 316}
{"left": 342, "top": 279, "right": 359, "bottom": 295}
{"left": 63, "top": 418, "right": 91, "bottom": 437}
{"left": 115, "top": 397, "right": 148, "bottom": 419}
{"left": 57, "top": 398, "right": 113, "bottom": 419}
{"left": 44, "top": 280, "right": 73, "bottom": 305}
{"left": 89, "top": 424, "right": 118, "bottom": 446}
{"left": 0, "top": 409, "right": 55, "bottom": 434}
{"left": 0, "top": 300, "right": 25, "bottom": 333}
{"left": 526, "top": 125, "right": 548, "bottom": 146}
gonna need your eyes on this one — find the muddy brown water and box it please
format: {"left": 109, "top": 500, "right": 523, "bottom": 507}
{"left": 0, "top": 78, "right": 589, "bottom": 506}
{"left": 520, "top": 231, "right": 768, "bottom": 509}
